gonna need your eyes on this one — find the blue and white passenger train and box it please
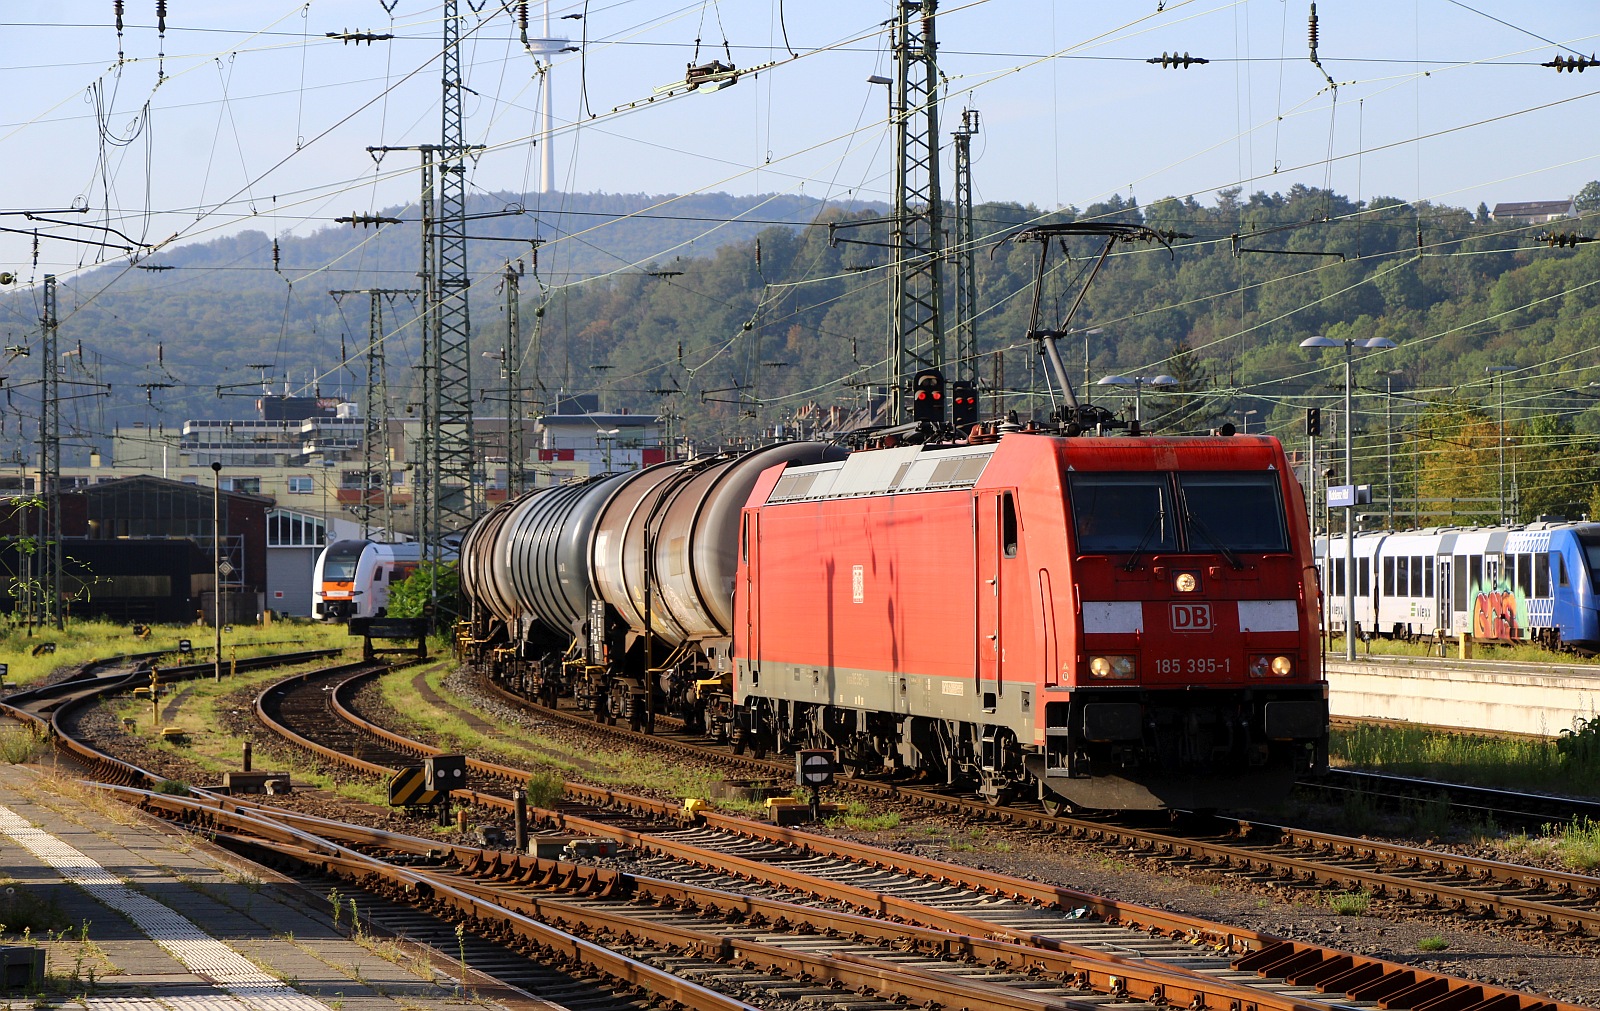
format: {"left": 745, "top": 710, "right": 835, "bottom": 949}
{"left": 1315, "top": 522, "right": 1600, "bottom": 651}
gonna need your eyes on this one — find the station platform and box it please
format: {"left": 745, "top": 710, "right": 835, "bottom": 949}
{"left": 1325, "top": 654, "right": 1599, "bottom": 737}
{"left": 0, "top": 749, "right": 556, "bottom": 1011}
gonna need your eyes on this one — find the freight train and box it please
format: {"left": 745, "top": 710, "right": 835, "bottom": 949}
{"left": 457, "top": 429, "right": 1327, "bottom": 812}
{"left": 1316, "top": 521, "right": 1600, "bottom": 650}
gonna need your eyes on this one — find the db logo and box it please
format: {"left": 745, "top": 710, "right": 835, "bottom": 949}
{"left": 1170, "top": 602, "right": 1212, "bottom": 632}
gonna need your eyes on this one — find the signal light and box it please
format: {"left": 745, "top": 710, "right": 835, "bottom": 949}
{"left": 912, "top": 367, "right": 946, "bottom": 423}
{"left": 950, "top": 380, "right": 979, "bottom": 426}
{"left": 1306, "top": 407, "right": 1322, "bottom": 438}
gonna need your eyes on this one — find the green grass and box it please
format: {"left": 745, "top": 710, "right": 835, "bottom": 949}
{"left": 1330, "top": 634, "right": 1600, "bottom": 666}
{"left": 1417, "top": 936, "right": 1450, "bottom": 952}
{"left": 823, "top": 801, "right": 901, "bottom": 831}
{"left": 1504, "top": 817, "right": 1600, "bottom": 872}
{"left": 0, "top": 728, "right": 49, "bottom": 764}
{"left": 0, "top": 617, "right": 350, "bottom": 687}
{"left": 1331, "top": 722, "right": 1600, "bottom": 797}
{"left": 0, "top": 881, "right": 71, "bottom": 936}
{"left": 1328, "top": 891, "right": 1370, "bottom": 915}
{"left": 374, "top": 667, "right": 729, "bottom": 802}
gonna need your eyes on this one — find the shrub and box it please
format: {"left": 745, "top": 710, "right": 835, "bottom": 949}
{"left": 523, "top": 770, "right": 565, "bottom": 809}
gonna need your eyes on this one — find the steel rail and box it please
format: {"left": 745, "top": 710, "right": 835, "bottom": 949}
{"left": 260, "top": 667, "right": 1587, "bottom": 1011}
{"left": 102, "top": 787, "right": 756, "bottom": 1011}
{"left": 1312, "top": 768, "right": 1600, "bottom": 827}
{"left": 474, "top": 671, "right": 1600, "bottom": 938}
{"left": 119, "top": 786, "right": 1336, "bottom": 1011}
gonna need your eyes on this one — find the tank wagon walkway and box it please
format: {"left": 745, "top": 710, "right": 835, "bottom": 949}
{"left": 0, "top": 760, "right": 544, "bottom": 1011}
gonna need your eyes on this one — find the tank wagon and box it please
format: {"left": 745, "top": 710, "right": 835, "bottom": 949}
{"left": 460, "top": 431, "right": 1327, "bottom": 812}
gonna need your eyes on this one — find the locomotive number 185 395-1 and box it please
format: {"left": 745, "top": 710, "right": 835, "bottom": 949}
{"left": 1154, "top": 657, "right": 1231, "bottom": 674}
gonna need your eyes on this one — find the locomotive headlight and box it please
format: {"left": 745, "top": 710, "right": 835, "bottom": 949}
{"left": 1088, "top": 655, "right": 1137, "bottom": 679}
{"left": 1173, "top": 571, "right": 1199, "bottom": 593}
{"left": 1249, "top": 654, "right": 1295, "bottom": 677}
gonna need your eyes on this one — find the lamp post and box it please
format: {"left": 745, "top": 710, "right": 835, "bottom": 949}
{"left": 1096, "top": 374, "right": 1176, "bottom": 435}
{"left": 1375, "top": 369, "right": 1404, "bottom": 529}
{"left": 1301, "top": 335, "right": 1397, "bottom": 660}
{"left": 1486, "top": 366, "right": 1515, "bottom": 524}
{"left": 211, "top": 461, "right": 223, "bottom": 683}
{"left": 1237, "top": 409, "right": 1258, "bottom": 434}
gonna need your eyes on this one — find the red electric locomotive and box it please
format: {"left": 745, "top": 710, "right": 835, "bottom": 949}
{"left": 730, "top": 430, "right": 1326, "bottom": 811}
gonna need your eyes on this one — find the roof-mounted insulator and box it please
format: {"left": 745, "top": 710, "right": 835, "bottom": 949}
{"left": 1147, "top": 51, "right": 1209, "bottom": 69}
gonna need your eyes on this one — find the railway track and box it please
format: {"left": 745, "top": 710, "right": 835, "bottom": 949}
{"left": 453, "top": 667, "right": 1600, "bottom": 939}
{"left": 243, "top": 661, "right": 1589, "bottom": 1011}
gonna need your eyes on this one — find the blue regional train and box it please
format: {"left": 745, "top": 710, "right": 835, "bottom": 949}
{"left": 1315, "top": 522, "right": 1600, "bottom": 651}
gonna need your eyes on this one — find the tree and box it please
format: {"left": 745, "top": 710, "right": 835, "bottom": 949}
{"left": 1476, "top": 202, "right": 1491, "bottom": 224}
{"left": 1575, "top": 181, "right": 1600, "bottom": 213}
{"left": 386, "top": 561, "right": 462, "bottom": 627}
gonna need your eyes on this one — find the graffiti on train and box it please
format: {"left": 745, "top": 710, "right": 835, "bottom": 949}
{"left": 1471, "top": 583, "right": 1524, "bottom": 641}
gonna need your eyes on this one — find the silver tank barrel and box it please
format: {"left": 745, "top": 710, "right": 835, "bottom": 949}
{"left": 591, "top": 444, "right": 842, "bottom": 646}
{"left": 653, "top": 442, "right": 845, "bottom": 641}
{"left": 459, "top": 492, "right": 537, "bottom": 626}
{"left": 503, "top": 473, "right": 631, "bottom": 637}
{"left": 589, "top": 462, "right": 687, "bottom": 642}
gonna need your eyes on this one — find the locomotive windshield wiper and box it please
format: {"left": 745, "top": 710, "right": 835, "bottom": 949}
{"left": 1186, "top": 511, "right": 1243, "bottom": 570}
{"left": 1122, "top": 509, "right": 1165, "bottom": 572}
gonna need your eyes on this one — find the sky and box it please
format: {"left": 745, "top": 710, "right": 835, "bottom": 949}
{"left": 4, "top": 1, "right": 1600, "bottom": 283}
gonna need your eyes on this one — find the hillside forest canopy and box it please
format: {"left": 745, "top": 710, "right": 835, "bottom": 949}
{"left": 5, "top": 183, "right": 1600, "bottom": 527}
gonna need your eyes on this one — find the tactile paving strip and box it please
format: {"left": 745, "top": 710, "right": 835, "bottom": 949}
{"left": 0, "top": 805, "right": 330, "bottom": 1011}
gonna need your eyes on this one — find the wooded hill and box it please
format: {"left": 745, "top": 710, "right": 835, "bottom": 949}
{"left": 6, "top": 182, "right": 1600, "bottom": 526}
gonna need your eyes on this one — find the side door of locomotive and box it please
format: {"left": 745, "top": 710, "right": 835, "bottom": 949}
{"left": 742, "top": 512, "right": 760, "bottom": 671}
{"left": 974, "top": 491, "right": 1010, "bottom": 696}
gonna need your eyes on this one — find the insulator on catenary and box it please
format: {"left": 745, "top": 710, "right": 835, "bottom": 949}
{"left": 517, "top": 0, "right": 528, "bottom": 30}
{"left": 1543, "top": 54, "right": 1599, "bottom": 73}
{"left": 156, "top": 0, "right": 167, "bottom": 35}
{"left": 1308, "top": 3, "right": 1319, "bottom": 53}
{"left": 114, "top": 0, "right": 124, "bottom": 32}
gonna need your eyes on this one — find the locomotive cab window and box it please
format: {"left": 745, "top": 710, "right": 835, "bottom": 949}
{"left": 1176, "top": 472, "right": 1289, "bottom": 553}
{"left": 323, "top": 541, "right": 365, "bottom": 581}
{"left": 1001, "top": 492, "right": 1018, "bottom": 558}
{"left": 1068, "top": 474, "right": 1175, "bottom": 554}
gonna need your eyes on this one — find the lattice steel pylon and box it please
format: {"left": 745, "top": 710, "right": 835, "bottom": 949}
{"left": 432, "top": 0, "right": 477, "bottom": 549}
{"left": 951, "top": 107, "right": 979, "bottom": 382}
{"left": 890, "top": 0, "right": 946, "bottom": 422}
{"left": 39, "top": 274, "right": 63, "bottom": 630}
{"left": 416, "top": 146, "right": 435, "bottom": 561}
{"left": 330, "top": 288, "right": 418, "bottom": 541}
